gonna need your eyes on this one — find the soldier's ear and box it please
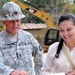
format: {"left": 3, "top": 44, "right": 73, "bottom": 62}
{"left": 1, "top": 20, "right": 5, "bottom": 23}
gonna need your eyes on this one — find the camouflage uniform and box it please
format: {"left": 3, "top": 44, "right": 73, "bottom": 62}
{"left": 0, "top": 29, "right": 42, "bottom": 75}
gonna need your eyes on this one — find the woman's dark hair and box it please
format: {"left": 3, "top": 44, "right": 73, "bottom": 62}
{"left": 55, "top": 14, "right": 75, "bottom": 58}
{"left": 58, "top": 14, "right": 75, "bottom": 26}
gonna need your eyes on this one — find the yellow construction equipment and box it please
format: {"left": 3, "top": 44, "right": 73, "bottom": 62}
{"left": 10, "top": 0, "right": 60, "bottom": 52}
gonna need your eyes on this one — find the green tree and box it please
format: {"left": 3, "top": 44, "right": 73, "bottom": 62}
{"left": 22, "top": 0, "right": 67, "bottom": 25}
{"left": 0, "top": 0, "right": 75, "bottom": 25}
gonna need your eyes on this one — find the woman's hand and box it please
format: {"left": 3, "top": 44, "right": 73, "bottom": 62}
{"left": 65, "top": 70, "right": 75, "bottom": 75}
{"left": 10, "top": 70, "right": 29, "bottom": 75}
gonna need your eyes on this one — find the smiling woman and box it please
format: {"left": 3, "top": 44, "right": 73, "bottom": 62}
{"left": 40, "top": 14, "right": 75, "bottom": 75}
{"left": 58, "top": 20, "right": 75, "bottom": 46}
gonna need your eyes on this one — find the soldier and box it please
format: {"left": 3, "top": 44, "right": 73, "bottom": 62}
{"left": 0, "top": 2, "right": 42, "bottom": 75}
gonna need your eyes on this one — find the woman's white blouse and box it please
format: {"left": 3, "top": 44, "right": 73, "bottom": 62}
{"left": 41, "top": 42, "right": 75, "bottom": 75}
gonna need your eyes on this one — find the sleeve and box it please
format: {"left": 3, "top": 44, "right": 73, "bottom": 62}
{"left": 31, "top": 35, "right": 43, "bottom": 75}
{"left": 0, "top": 49, "right": 14, "bottom": 75}
{"left": 40, "top": 42, "right": 59, "bottom": 75}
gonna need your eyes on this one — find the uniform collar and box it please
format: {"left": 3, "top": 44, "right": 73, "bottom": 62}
{"left": 4, "top": 30, "right": 18, "bottom": 45}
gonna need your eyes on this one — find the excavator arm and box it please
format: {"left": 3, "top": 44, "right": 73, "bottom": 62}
{"left": 11, "top": 0, "right": 54, "bottom": 28}
{"left": 10, "top": 0, "right": 60, "bottom": 52}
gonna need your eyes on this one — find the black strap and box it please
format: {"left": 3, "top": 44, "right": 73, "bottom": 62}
{"left": 55, "top": 38, "right": 63, "bottom": 58}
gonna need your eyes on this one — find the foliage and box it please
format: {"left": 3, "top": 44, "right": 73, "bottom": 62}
{"left": 36, "top": 36, "right": 42, "bottom": 44}
{"left": 73, "top": 0, "right": 75, "bottom": 3}
{"left": 22, "top": 0, "right": 67, "bottom": 25}
{"left": 0, "top": 0, "right": 75, "bottom": 24}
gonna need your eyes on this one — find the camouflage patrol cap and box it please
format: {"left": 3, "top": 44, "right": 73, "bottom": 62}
{"left": 0, "top": 2, "right": 25, "bottom": 20}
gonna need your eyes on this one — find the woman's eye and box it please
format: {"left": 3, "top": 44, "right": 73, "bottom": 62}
{"left": 67, "top": 29, "right": 71, "bottom": 31}
{"left": 59, "top": 30, "right": 64, "bottom": 32}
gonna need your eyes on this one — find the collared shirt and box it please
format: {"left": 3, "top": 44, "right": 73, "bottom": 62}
{"left": 41, "top": 42, "right": 75, "bottom": 75}
{"left": 0, "top": 30, "right": 42, "bottom": 75}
